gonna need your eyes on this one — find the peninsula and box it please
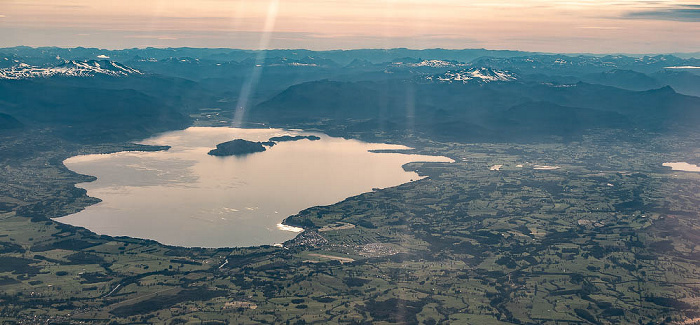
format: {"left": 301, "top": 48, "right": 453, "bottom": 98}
{"left": 268, "top": 135, "right": 321, "bottom": 142}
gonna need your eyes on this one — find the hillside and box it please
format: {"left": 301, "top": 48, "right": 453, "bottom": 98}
{"left": 254, "top": 79, "right": 700, "bottom": 141}
{"left": 0, "top": 79, "right": 188, "bottom": 142}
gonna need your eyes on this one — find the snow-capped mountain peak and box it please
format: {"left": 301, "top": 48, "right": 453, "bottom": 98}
{"left": 0, "top": 60, "right": 142, "bottom": 79}
{"left": 427, "top": 67, "right": 518, "bottom": 84}
{"left": 393, "top": 59, "right": 465, "bottom": 68}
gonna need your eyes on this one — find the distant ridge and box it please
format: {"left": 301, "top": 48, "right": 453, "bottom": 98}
{"left": 427, "top": 67, "right": 517, "bottom": 83}
{"left": 0, "top": 60, "right": 142, "bottom": 79}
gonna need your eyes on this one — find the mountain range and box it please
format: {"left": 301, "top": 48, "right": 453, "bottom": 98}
{"left": 0, "top": 47, "right": 698, "bottom": 144}
{"left": 0, "top": 60, "right": 141, "bottom": 79}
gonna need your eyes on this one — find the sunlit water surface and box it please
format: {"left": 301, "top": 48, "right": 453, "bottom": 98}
{"left": 663, "top": 162, "right": 700, "bottom": 172}
{"left": 57, "top": 127, "right": 452, "bottom": 247}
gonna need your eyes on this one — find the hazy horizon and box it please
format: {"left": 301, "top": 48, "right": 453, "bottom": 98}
{"left": 2, "top": 0, "right": 699, "bottom": 53}
{"left": 2, "top": 45, "right": 699, "bottom": 57}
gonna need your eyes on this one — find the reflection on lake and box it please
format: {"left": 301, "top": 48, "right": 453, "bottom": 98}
{"left": 57, "top": 127, "right": 452, "bottom": 247}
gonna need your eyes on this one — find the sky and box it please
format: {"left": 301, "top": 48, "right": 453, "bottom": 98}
{"left": 1, "top": 0, "right": 699, "bottom": 53}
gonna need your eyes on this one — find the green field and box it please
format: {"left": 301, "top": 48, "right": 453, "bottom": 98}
{"left": 1, "top": 127, "right": 699, "bottom": 324}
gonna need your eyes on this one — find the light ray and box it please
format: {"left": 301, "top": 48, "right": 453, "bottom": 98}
{"left": 232, "top": 0, "right": 279, "bottom": 128}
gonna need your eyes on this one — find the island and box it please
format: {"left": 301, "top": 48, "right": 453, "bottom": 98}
{"left": 207, "top": 135, "right": 320, "bottom": 157}
{"left": 268, "top": 135, "right": 321, "bottom": 142}
{"left": 207, "top": 139, "right": 275, "bottom": 156}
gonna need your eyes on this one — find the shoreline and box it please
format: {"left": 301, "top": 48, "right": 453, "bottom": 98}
{"left": 56, "top": 125, "right": 451, "bottom": 249}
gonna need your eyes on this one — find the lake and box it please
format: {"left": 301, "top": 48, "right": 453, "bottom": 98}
{"left": 57, "top": 127, "right": 452, "bottom": 247}
{"left": 663, "top": 162, "right": 700, "bottom": 172}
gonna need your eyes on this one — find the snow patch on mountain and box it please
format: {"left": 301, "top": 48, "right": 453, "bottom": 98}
{"left": 0, "top": 60, "right": 142, "bottom": 79}
{"left": 427, "top": 67, "right": 518, "bottom": 83}
{"left": 393, "top": 59, "right": 465, "bottom": 68}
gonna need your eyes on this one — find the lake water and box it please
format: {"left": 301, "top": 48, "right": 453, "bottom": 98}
{"left": 663, "top": 162, "right": 700, "bottom": 172}
{"left": 57, "top": 127, "right": 452, "bottom": 247}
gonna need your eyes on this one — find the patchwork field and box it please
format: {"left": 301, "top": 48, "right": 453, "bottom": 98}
{"left": 1, "top": 128, "right": 699, "bottom": 324}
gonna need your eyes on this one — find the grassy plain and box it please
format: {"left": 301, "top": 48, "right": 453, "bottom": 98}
{"left": 1, "top": 126, "right": 699, "bottom": 324}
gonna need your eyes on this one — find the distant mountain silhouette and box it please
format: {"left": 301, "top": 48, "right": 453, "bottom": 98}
{"left": 1, "top": 47, "right": 699, "bottom": 144}
{"left": 579, "top": 69, "right": 662, "bottom": 91}
{"left": 254, "top": 79, "right": 700, "bottom": 141}
{"left": 0, "top": 79, "right": 188, "bottom": 142}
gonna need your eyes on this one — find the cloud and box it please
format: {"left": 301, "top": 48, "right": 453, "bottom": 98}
{"left": 576, "top": 26, "right": 624, "bottom": 30}
{"left": 624, "top": 4, "right": 700, "bottom": 22}
{"left": 53, "top": 4, "right": 89, "bottom": 9}
{"left": 124, "top": 35, "right": 177, "bottom": 39}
